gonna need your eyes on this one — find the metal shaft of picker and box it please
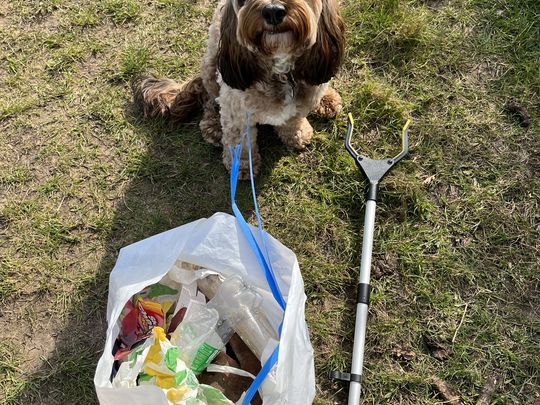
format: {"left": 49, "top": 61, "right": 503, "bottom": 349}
{"left": 330, "top": 114, "right": 410, "bottom": 404}
{"left": 347, "top": 189, "right": 376, "bottom": 404}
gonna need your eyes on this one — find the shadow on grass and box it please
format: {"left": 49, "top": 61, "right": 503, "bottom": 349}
{"left": 7, "top": 103, "right": 293, "bottom": 403}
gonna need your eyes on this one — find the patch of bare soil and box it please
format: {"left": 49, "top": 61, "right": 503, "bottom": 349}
{"left": 469, "top": 59, "right": 509, "bottom": 83}
{"left": 503, "top": 99, "right": 531, "bottom": 128}
{"left": 0, "top": 245, "right": 108, "bottom": 381}
{"left": 372, "top": 253, "right": 398, "bottom": 280}
{"left": 0, "top": 298, "right": 60, "bottom": 374}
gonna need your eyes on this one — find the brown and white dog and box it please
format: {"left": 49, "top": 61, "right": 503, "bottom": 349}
{"left": 134, "top": 0, "right": 345, "bottom": 178}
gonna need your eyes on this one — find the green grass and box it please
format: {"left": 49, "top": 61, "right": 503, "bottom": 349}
{"left": 118, "top": 45, "right": 153, "bottom": 80}
{"left": 0, "top": 0, "right": 538, "bottom": 403}
{"left": 98, "top": 0, "right": 142, "bottom": 24}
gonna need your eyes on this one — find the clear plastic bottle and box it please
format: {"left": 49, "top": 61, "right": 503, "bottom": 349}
{"left": 206, "top": 275, "right": 279, "bottom": 360}
{"left": 173, "top": 275, "right": 280, "bottom": 375}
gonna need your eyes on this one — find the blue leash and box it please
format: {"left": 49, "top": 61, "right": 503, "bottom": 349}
{"left": 228, "top": 114, "right": 286, "bottom": 404}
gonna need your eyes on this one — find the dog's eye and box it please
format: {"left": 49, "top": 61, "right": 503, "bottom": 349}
{"left": 237, "top": 0, "right": 245, "bottom": 6}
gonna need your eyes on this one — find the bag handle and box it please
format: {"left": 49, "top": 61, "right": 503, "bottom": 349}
{"left": 228, "top": 113, "right": 286, "bottom": 404}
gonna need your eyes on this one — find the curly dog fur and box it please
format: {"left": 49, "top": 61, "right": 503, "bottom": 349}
{"left": 133, "top": 0, "right": 345, "bottom": 178}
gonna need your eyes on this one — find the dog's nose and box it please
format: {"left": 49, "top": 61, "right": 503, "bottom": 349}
{"left": 262, "top": 4, "right": 287, "bottom": 26}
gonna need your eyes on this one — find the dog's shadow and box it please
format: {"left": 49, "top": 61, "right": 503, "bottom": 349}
{"left": 8, "top": 98, "right": 297, "bottom": 403}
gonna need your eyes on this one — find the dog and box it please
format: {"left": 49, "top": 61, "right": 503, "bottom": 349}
{"left": 133, "top": 0, "right": 345, "bottom": 178}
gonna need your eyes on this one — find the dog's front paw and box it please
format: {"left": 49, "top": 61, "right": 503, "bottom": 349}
{"left": 313, "top": 87, "right": 342, "bottom": 119}
{"left": 222, "top": 150, "right": 261, "bottom": 180}
{"left": 277, "top": 118, "right": 313, "bottom": 151}
{"left": 200, "top": 107, "right": 222, "bottom": 146}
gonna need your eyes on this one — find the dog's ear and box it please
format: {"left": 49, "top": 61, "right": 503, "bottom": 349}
{"left": 294, "top": 0, "right": 345, "bottom": 85}
{"left": 218, "top": 1, "right": 263, "bottom": 90}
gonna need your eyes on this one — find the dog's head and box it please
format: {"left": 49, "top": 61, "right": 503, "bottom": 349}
{"left": 218, "top": 0, "right": 345, "bottom": 90}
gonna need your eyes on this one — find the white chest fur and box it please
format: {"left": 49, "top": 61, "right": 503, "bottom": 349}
{"left": 217, "top": 72, "right": 325, "bottom": 128}
{"left": 272, "top": 53, "right": 294, "bottom": 75}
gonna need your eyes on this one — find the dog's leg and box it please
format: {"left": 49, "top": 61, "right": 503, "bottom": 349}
{"left": 312, "top": 86, "right": 342, "bottom": 118}
{"left": 221, "top": 125, "right": 260, "bottom": 180}
{"left": 219, "top": 109, "right": 260, "bottom": 179}
{"left": 199, "top": 100, "right": 222, "bottom": 146}
{"left": 276, "top": 116, "right": 314, "bottom": 151}
{"left": 199, "top": 44, "right": 223, "bottom": 145}
{"left": 197, "top": 6, "right": 224, "bottom": 147}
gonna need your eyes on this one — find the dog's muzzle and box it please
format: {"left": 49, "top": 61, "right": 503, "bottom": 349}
{"left": 262, "top": 4, "right": 287, "bottom": 25}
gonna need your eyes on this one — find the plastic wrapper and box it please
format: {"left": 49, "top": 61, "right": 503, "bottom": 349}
{"left": 169, "top": 302, "right": 222, "bottom": 374}
{"left": 113, "top": 327, "right": 232, "bottom": 405}
{"left": 114, "top": 282, "right": 180, "bottom": 362}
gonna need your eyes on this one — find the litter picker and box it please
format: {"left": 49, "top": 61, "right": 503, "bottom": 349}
{"left": 330, "top": 114, "right": 410, "bottom": 404}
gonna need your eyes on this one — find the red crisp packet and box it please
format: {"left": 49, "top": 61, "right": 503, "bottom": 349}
{"left": 119, "top": 295, "right": 165, "bottom": 349}
{"left": 135, "top": 296, "right": 164, "bottom": 335}
{"left": 114, "top": 281, "right": 180, "bottom": 364}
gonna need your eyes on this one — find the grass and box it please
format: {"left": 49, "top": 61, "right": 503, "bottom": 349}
{"left": 0, "top": 0, "right": 538, "bottom": 404}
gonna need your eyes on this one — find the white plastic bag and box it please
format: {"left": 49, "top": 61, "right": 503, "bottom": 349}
{"left": 94, "top": 131, "right": 316, "bottom": 404}
{"left": 94, "top": 213, "right": 315, "bottom": 404}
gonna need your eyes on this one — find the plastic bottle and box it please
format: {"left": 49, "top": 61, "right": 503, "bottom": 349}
{"left": 206, "top": 275, "right": 279, "bottom": 360}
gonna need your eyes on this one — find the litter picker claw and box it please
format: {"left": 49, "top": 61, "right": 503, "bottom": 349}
{"left": 330, "top": 114, "right": 410, "bottom": 404}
